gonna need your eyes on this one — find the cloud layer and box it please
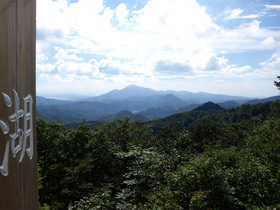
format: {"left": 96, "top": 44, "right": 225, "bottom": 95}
{"left": 36, "top": 0, "right": 280, "bottom": 97}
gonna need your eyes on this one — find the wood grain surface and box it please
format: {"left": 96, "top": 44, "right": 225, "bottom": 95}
{"left": 0, "top": 0, "right": 38, "bottom": 209}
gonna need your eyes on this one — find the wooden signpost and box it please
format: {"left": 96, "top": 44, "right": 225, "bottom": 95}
{"left": 0, "top": 0, "right": 38, "bottom": 209}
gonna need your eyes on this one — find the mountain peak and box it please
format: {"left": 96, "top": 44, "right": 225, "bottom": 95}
{"left": 122, "top": 84, "right": 151, "bottom": 91}
{"left": 119, "top": 84, "right": 157, "bottom": 97}
{"left": 125, "top": 84, "right": 139, "bottom": 89}
{"left": 194, "top": 101, "right": 224, "bottom": 111}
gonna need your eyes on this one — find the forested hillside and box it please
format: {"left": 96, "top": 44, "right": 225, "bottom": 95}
{"left": 37, "top": 79, "right": 280, "bottom": 209}
{"left": 151, "top": 101, "right": 278, "bottom": 132}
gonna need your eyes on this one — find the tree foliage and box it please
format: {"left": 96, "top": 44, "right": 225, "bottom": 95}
{"left": 275, "top": 76, "right": 280, "bottom": 91}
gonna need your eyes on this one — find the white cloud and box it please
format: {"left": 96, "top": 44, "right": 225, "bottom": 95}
{"left": 134, "top": 0, "right": 218, "bottom": 37}
{"left": 36, "top": 43, "right": 49, "bottom": 62}
{"left": 56, "top": 59, "right": 99, "bottom": 76}
{"left": 115, "top": 3, "right": 129, "bottom": 25}
{"left": 154, "top": 60, "right": 192, "bottom": 74}
{"left": 39, "top": 74, "right": 63, "bottom": 81}
{"left": 37, "top": 63, "right": 56, "bottom": 73}
{"left": 98, "top": 59, "right": 121, "bottom": 75}
{"left": 264, "top": 5, "right": 280, "bottom": 11}
{"left": 201, "top": 55, "right": 228, "bottom": 71}
{"left": 36, "top": 0, "right": 69, "bottom": 40}
{"left": 224, "top": 8, "right": 266, "bottom": 19}
{"left": 228, "top": 65, "right": 251, "bottom": 74}
{"left": 259, "top": 52, "right": 280, "bottom": 74}
{"left": 37, "top": 58, "right": 99, "bottom": 77}
{"left": 261, "top": 37, "right": 280, "bottom": 49}
{"left": 224, "top": 8, "right": 243, "bottom": 19}
{"left": 213, "top": 20, "right": 280, "bottom": 53}
{"left": 69, "top": 2, "right": 115, "bottom": 42}
{"left": 54, "top": 47, "right": 83, "bottom": 61}
{"left": 192, "top": 53, "right": 251, "bottom": 76}
{"left": 36, "top": 0, "right": 115, "bottom": 45}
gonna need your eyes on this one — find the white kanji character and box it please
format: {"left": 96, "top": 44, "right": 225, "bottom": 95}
{"left": 0, "top": 89, "right": 34, "bottom": 176}
{"left": 9, "top": 89, "right": 24, "bottom": 158}
{"left": 20, "top": 94, "right": 33, "bottom": 162}
{"left": 0, "top": 141, "right": 9, "bottom": 176}
{"left": 0, "top": 92, "right": 12, "bottom": 176}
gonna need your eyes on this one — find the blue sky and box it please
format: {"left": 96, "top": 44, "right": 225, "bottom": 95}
{"left": 36, "top": 0, "right": 280, "bottom": 97}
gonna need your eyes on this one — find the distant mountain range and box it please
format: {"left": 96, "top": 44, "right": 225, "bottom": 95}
{"left": 37, "top": 84, "right": 279, "bottom": 123}
{"left": 243, "top": 96, "right": 280, "bottom": 105}
{"left": 86, "top": 84, "right": 249, "bottom": 104}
